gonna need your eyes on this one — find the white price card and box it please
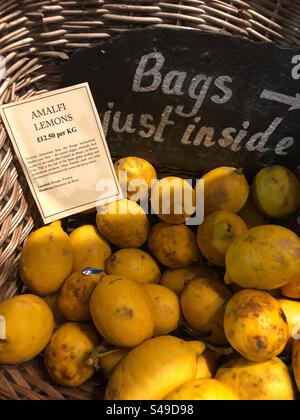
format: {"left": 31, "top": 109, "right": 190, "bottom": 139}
{"left": 1, "top": 83, "right": 123, "bottom": 224}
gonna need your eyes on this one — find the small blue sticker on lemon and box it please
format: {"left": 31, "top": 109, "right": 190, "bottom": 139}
{"left": 82, "top": 268, "right": 104, "bottom": 276}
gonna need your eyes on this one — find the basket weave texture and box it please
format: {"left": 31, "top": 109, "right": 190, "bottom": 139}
{"left": 0, "top": 0, "right": 300, "bottom": 400}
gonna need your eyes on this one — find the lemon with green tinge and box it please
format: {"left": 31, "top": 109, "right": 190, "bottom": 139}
{"left": 253, "top": 165, "right": 300, "bottom": 218}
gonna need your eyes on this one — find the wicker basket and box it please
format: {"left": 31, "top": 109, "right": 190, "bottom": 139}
{"left": 0, "top": 0, "right": 300, "bottom": 400}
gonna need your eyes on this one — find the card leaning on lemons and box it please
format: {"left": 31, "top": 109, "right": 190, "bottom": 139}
{"left": 0, "top": 83, "right": 123, "bottom": 224}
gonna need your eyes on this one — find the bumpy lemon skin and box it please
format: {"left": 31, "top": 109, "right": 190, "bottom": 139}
{"left": 106, "top": 248, "right": 161, "bottom": 285}
{"left": 197, "top": 211, "right": 247, "bottom": 267}
{"left": 70, "top": 225, "right": 111, "bottom": 272}
{"left": 0, "top": 294, "right": 54, "bottom": 364}
{"left": 58, "top": 271, "right": 105, "bottom": 322}
{"left": 253, "top": 165, "right": 300, "bottom": 219}
{"left": 90, "top": 275, "right": 155, "bottom": 347}
{"left": 96, "top": 199, "right": 150, "bottom": 248}
{"left": 105, "top": 336, "right": 198, "bottom": 400}
{"left": 200, "top": 167, "right": 249, "bottom": 215}
{"left": 114, "top": 157, "right": 157, "bottom": 201}
{"left": 148, "top": 222, "right": 200, "bottom": 268}
{"left": 181, "top": 278, "right": 232, "bottom": 345}
{"left": 20, "top": 221, "right": 73, "bottom": 296}
{"left": 143, "top": 284, "right": 181, "bottom": 336}
{"left": 160, "top": 263, "right": 218, "bottom": 296}
{"left": 151, "top": 177, "right": 195, "bottom": 224}
{"left": 225, "top": 225, "right": 300, "bottom": 290}
{"left": 224, "top": 290, "right": 289, "bottom": 362}
{"left": 165, "top": 379, "right": 239, "bottom": 400}
{"left": 216, "top": 357, "right": 295, "bottom": 401}
{"left": 44, "top": 323, "right": 99, "bottom": 387}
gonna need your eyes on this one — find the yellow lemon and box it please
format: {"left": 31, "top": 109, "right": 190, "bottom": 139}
{"left": 160, "top": 263, "right": 218, "bottom": 296}
{"left": 225, "top": 225, "right": 300, "bottom": 290}
{"left": 143, "top": 284, "right": 180, "bottom": 336}
{"left": 181, "top": 278, "right": 232, "bottom": 345}
{"left": 253, "top": 165, "right": 300, "bottom": 218}
{"left": 151, "top": 177, "right": 195, "bottom": 224}
{"left": 70, "top": 225, "right": 111, "bottom": 272}
{"left": 197, "top": 211, "right": 247, "bottom": 267}
{"left": 58, "top": 270, "right": 105, "bottom": 322}
{"left": 106, "top": 248, "right": 161, "bottom": 284}
{"left": 114, "top": 156, "right": 157, "bottom": 200}
{"left": 96, "top": 199, "right": 150, "bottom": 248}
{"left": 45, "top": 323, "right": 99, "bottom": 387}
{"left": 200, "top": 167, "right": 249, "bottom": 215}
{"left": 105, "top": 336, "right": 198, "bottom": 400}
{"left": 216, "top": 357, "right": 295, "bottom": 400}
{"left": 20, "top": 221, "right": 73, "bottom": 296}
{"left": 165, "top": 378, "right": 239, "bottom": 400}
{"left": 0, "top": 294, "right": 54, "bottom": 364}
{"left": 90, "top": 275, "right": 155, "bottom": 347}
{"left": 224, "top": 290, "right": 289, "bottom": 362}
{"left": 148, "top": 222, "right": 200, "bottom": 268}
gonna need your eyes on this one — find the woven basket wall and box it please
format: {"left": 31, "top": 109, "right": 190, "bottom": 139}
{"left": 0, "top": 0, "right": 300, "bottom": 400}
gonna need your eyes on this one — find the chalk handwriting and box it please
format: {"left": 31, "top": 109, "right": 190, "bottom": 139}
{"left": 106, "top": 50, "right": 298, "bottom": 157}
{"left": 292, "top": 55, "right": 300, "bottom": 80}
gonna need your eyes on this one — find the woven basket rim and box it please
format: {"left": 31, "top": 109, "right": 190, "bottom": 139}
{"left": 1, "top": 0, "right": 300, "bottom": 400}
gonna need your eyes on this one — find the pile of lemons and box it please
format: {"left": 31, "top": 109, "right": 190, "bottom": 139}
{"left": 1, "top": 158, "right": 300, "bottom": 400}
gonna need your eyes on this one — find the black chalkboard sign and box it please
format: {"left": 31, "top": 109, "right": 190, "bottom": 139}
{"left": 62, "top": 27, "right": 300, "bottom": 175}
